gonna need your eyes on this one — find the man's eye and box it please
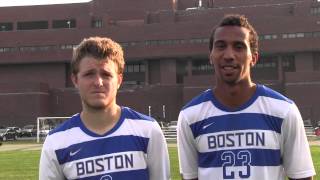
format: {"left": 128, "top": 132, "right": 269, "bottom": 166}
{"left": 101, "top": 73, "right": 112, "bottom": 78}
{"left": 214, "top": 43, "right": 226, "bottom": 49}
{"left": 83, "top": 72, "right": 94, "bottom": 77}
{"left": 234, "top": 43, "right": 246, "bottom": 50}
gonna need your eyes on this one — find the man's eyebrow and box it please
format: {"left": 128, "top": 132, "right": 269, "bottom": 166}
{"left": 214, "top": 40, "right": 225, "bottom": 44}
{"left": 233, "top": 40, "right": 246, "bottom": 44}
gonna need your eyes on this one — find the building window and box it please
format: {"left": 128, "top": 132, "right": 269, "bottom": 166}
{"left": 313, "top": 53, "right": 320, "bottom": 71}
{"left": 296, "top": 33, "right": 304, "bottom": 38}
{"left": 192, "top": 59, "right": 213, "bottom": 75}
{"left": 19, "top": 46, "right": 37, "bottom": 52}
{"left": 176, "top": 60, "right": 188, "bottom": 84}
{"left": 252, "top": 56, "right": 278, "bottom": 80}
{"left": 120, "top": 42, "right": 129, "bottom": 48}
{"left": 189, "top": 38, "right": 204, "bottom": 44}
{"left": 127, "top": 65, "right": 133, "bottom": 73}
{"left": 140, "top": 64, "right": 146, "bottom": 72}
{"left": 0, "top": 47, "right": 15, "bottom": 53}
{"left": 0, "top": 22, "right": 13, "bottom": 31}
{"left": 313, "top": 31, "right": 320, "bottom": 37}
{"left": 262, "top": 34, "right": 278, "bottom": 40}
{"left": 133, "top": 64, "right": 139, "bottom": 72}
{"left": 288, "top": 33, "right": 296, "bottom": 38}
{"left": 305, "top": 32, "right": 313, "bottom": 38}
{"left": 282, "top": 55, "right": 295, "bottom": 72}
{"left": 52, "top": 19, "right": 76, "bottom": 29}
{"left": 124, "top": 63, "right": 145, "bottom": 73}
{"left": 17, "top": 21, "right": 48, "bottom": 30}
{"left": 92, "top": 19, "right": 102, "bottom": 28}
{"left": 310, "top": 7, "right": 320, "bottom": 15}
{"left": 253, "top": 56, "right": 277, "bottom": 69}
{"left": 60, "top": 44, "right": 77, "bottom": 50}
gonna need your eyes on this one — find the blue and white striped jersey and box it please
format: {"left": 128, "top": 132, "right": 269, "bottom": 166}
{"left": 40, "top": 106, "right": 170, "bottom": 180}
{"left": 177, "top": 84, "right": 315, "bottom": 180}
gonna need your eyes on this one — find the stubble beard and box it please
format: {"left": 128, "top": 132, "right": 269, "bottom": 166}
{"left": 82, "top": 98, "right": 113, "bottom": 112}
{"left": 218, "top": 70, "right": 241, "bottom": 86}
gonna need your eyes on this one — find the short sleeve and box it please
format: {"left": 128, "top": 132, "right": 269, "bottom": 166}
{"left": 146, "top": 122, "right": 171, "bottom": 180}
{"left": 281, "top": 103, "right": 316, "bottom": 179}
{"left": 177, "top": 111, "right": 199, "bottom": 179}
{"left": 39, "top": 137, "right": 65, "bottom": 180}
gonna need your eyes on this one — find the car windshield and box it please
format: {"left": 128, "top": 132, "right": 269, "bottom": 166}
{"left": 0, "top": 129, "right": 6, "bottom": 133}
{"left": 23, "top": 125, "right": 34, "bottom": 129}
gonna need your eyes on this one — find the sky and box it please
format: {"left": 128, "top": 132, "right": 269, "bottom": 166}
{"left": 0, "top": 0, "right": 91, "bottom": 7}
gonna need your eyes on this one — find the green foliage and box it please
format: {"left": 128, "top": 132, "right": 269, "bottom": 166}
{"left": 0, "top": 144, "right": 319, "bottom": 180}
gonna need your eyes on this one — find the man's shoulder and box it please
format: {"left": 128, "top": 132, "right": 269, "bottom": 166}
{"left": 122, "top": 107, "right": 155, "bottom": 122}
{"left": 258, "top": 84, "right": 293, "bottom": 104}
{"left": 182, "top": 89, "right": 213, "bottom": 111}
{"left": 48, "top": 114, "right": 80, "bottom": 136}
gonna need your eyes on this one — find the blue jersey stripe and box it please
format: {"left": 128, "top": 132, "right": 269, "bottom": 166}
{"left": 123, "top": 107, "right": 155, "bottom": 122}
{"left": 182, "top": 89, "right": 212, "bottom": 110}
{"left": 190, "top": 113, "right": 283, "bottom": 138}
{"left": 76, "top": 169, "right": 149, "bottom": 180}
{"left": 49, "top": 114, "right": 81, "bottom": 135}
{"left": 55, "top": 135, "right": 149, "bottom": 165}
{"left": 259, "top": 85, "right": 293, "bottom": 104}
{"left": 50, "top": 107, "right": 155, "bottom": 136}
{"left": 199, "top": 149, "right": 281, "bottom": 167}
{"left": 182, "top": 84, "right": 293, "bottom": 113}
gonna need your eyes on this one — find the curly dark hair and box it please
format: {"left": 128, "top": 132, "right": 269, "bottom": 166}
{"left": 209, "top": 14, "right": 259, "bottom": 54}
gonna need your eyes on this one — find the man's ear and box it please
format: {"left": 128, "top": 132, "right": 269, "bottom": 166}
{"left": 251, "top": 52, "right": 259, "bottom": 67}
{"left": 117, "top": 74, "right": 123, "bottom": 89}
{"left": 209, "top": 51, "right": 214, "bottom": 65}
{"left": 71, "top": 74, "right": 78, "bottom": 88}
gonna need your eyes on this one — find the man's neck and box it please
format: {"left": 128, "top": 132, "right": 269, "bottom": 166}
{"left": 80, "top": 104, "right": 121, "bottom": 135}
{"left": 214, "top": 82, "right": 257, "bottom": 110}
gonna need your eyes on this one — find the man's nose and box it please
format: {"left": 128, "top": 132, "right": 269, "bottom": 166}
{"left": 94, "top": 75, "right": 103, "bottom": 86}
{"left": 223, "top": 46, "right": 235, "bottom": 60}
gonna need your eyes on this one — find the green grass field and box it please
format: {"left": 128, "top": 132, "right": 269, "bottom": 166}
{"left": 0, "top": 143, "right": 319, "bottom": 180}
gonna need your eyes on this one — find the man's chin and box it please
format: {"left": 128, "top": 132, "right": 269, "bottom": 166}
{"left": 222, "top": 77, "right": 238, "bottom": 85}
{"left": 84, "top": 101, "right": 109, "bottom": 110}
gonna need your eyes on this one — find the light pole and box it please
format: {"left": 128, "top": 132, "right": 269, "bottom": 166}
{"left": 148, "top": 106, "right": 151, "bottom": 117}
{"left": 67, "top": 21, "right": 71, "bottom": 28}
{"left": 162, "top": 105, "right": 166, "bottom": 119}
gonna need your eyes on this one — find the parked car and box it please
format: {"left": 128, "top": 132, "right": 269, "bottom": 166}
{"left": 39, "top": 128, "right": 52, "bottom": 137}
{"left": 0, "top": 128, "right": 18, "bottom": 141}
{"left": 21, "top": 125, "right": 37, "bottom": 137}
{"left": 7, "top": 127, "right": 22, "bottom": 137}
{"left": 315, "top": 127, "right": 320, "bottom": 136}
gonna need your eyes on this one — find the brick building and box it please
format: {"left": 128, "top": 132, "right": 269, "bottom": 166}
{"left": 0, "top": 0, "right": 320, "bottom": 127}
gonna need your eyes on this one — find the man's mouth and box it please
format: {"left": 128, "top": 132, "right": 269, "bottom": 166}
{"left": 92, "top": 91, "right": 105, "bottom": 94}
{"left": 223, "top": 66, "right": 236, "bottom": 70}
{"left": 221, "top": 64, "right": 238, "bottom": 70}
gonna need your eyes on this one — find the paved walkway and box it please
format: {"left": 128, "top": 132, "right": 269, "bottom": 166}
{"left": 0, "top": 143, "right": 42, "bottom": 152}
{"left": 309, "top": 140, "right": 320, "bottom": 146}
{"left": 0, "top": 139, "right": 319, "bottom": 152}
